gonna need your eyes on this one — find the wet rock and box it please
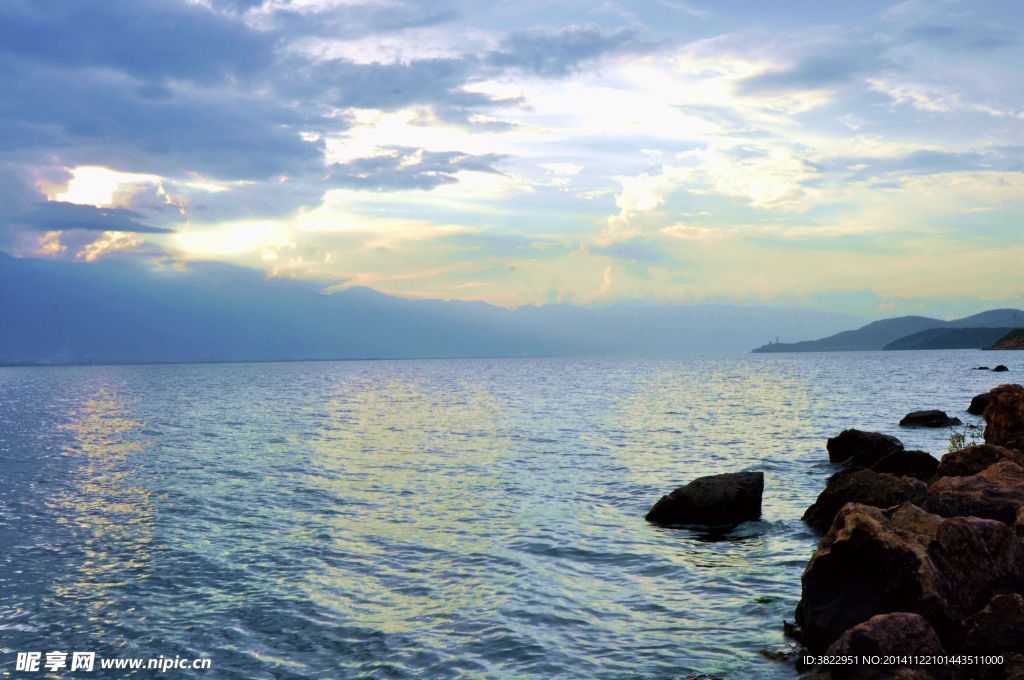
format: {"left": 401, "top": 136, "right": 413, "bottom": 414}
{"left": 975, "top": 366, "right": 991, "bottom": 371}
{"left": 822, "top": 613, "right": 951, "bottom": 680}
{"left": 984, "top": 384, "right": 1024, "bottom": 451}
{"left": 783, "top": 619, "right": 803, "bottom": 641}
{"left": 796, "top": 502, "right": 1024, "bottom": 653}
{"left": 827, "top": 429, "right": 904, "bottom": 467}
{"left": 871, "top": 450, "right": 939, "bottom": 481}
{"left": 645, "top": 471, "right": 763, "bottom": 526}
{"left": 925, "top": 461, "right": 1024, "bottom": 524}
{"left": 968, "top": 392, "right": 993, "bottom": 416}
{"left": 963, "top": 593, "right": 1024, "bottom": 653}
{"left": 993, "top": 365, "right": 1010, "bottom": 372}
{"left": 802, "top": 469, "right": 927, "bottom": 533}
{"left": 935, "top": 444, "right": 1024, "bottom": 477}
{"left": 758, "top": 642, "right": 802, "bottom": 664}
{"left": 899, "top": 410, "right": 962, "bottom": 428}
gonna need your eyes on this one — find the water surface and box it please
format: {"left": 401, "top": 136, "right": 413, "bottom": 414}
{"left": 0, "top": 352, "right": 1011, "bottom": 678}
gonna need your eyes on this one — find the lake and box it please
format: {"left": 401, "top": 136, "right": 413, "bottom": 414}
{"left": 0, "top": 351, "right": 1011, "bottom": 678}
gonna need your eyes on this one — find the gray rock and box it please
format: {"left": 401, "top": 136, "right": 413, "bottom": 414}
{"left": 899, "top": 410, "right": 962, "bottom": 428}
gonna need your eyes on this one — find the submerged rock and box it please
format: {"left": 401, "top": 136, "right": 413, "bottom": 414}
{"left": 984, "top": 384, "right": 1024, "bottom": 451}
{"left": 796, "top": 502, "right": 1024, "bottom": 653}
{"left": 963, "top": 593, "right": 1024, "bottom": 653}
{"left": 899, "top": 410, "right": 962, "bottom": 428}
{"left": 871, "top": 450, "right": 939, "bottom": 481}
{"left": 993, "top": 365, "right": 1010, "bottom": 372}
{"left": 821, "top": 613, "right": 951, "bottom": 680}
{"left": 645, "top": 471, "right": 763, "bottom": 526}
{"left": 974, "top": 366, "right": 991, "bottom": 371}
{"left": 935, "top": 444, "right": 1024, "bottom": 477}
{"left": 802, "top": 469, "right": 927, "bottom": 533}
{"left": 827, "top": 429, "right": 904, "bottom": 467}
{"left": 968, "top": 392, "right": 993, "bottom": 416}
{"left": 925, "top": 460, "right": 1024, "bottom": 524}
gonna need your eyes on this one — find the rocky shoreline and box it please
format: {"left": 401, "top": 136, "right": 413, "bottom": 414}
{"left": 649, "top": 382, "right": 1024, "bottom": 679}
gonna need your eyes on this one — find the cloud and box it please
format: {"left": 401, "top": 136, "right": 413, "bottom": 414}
{"left": 823, "top": 147, "right": 1024, "bottom": 181}
{"left": 906, "top": 23, "right": 1018, "bottom": 52}
{"left": 0, "top": 0, "right": 273, "bottom": 82}
{"left": 489, "top": 24, "right": 656, "bottom": 77}
{"left": 327, "top": 146, "right": 506, "bottom": 190}
{"left": 8, "top": 202, "right": 173, "bottom": 233}
{"left": 737, "top": 44, "right": 888, "bottom": 95}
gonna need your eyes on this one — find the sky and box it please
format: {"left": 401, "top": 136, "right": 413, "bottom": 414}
{"left": 0, "top": 0, "right": 1021, "bottom": 318}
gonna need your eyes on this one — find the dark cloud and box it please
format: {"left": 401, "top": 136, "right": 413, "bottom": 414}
{"left": 489, "top": 24, "right": 656, "bottom": 77}
{"left": 0, "top": 0, "right": 273, "bottom": 82}
{"left": 8, "top": 202, "right": 173, "bottom": 233}
{"left": 825, "top": 147, "right": 1024, "bottom": 181}
{"left": 737, "top": 49, "right": 887, "bottom": 94}
{"left": 258, "top": 1, "right": 458, "bottom": 38}
{"left": 907, "top": 23, "right": 1018, "bottom": 52}
{"left": 0, "top": 56, "right": 326, "bottom": 181}
{"left": 328, "top": 147, "right": 506, "bottom": 190}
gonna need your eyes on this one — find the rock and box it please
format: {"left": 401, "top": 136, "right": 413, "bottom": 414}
{"left": 993, "top": 365, "right": 1010, "bottom": 372}
{"left": 822, "top": 613, "right": 951, "bottom": 680}
{"left": 935, "top": 444, "right": 1024, "bottom": 477}
{"left": 871, "top": 450, "right": 939, "bottom": 481}
{"left": 963, "top": 593, "right": 1024, "bottom": 653}
{"left": 645, "top": 471, "right": 763, "bottom": 525}
{"left": 758, "top": 642, "right": 802, "bottom": 664}
{"left": 899, "top": 410, "right": 962, "bottom": 428}
{"left": 796, "top": 502, "right": 1024, "bottom": 652}
{"left": 827, "top": 429, "right": 904, "bottom": 467}
{"left": 802, "top": 469, "right": 927, "bottom": 533}
{"left": 975, "top": 366, "right": 991, "bottom": 370}
{"left": 984, "top": 384, "right": 1024, "bottom": 451}
{"left": 925, "top": 461, "right": 1024, "bottom": 524}
{"left": 968, "top": 392, "right": 993, "bottom": 416}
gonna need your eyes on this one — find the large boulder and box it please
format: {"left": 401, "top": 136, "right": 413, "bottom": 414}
{"left": 993, "top": 365, "right": 1010, "bottom": 372}
{"left": 827, "top": 429, "right": 904, "bottom": 467}
{"left": 935, "top": 444, "right": 1024, "bottom": 477}
{"left": 963, "top": 593, "right": 1024, "bottom": 653}
{"left": 803, "top": 469, "right": 927, "bottom": 533}
{"left": 796, "top": 502, "right": 1024, "bottom": 653}
{"left": 871, "top": 450, "right": 939, "bottom": 481}
{"left": 984, "top": 384, "right": 1024, "bottom": 451}
{"left": 968, "top": 392, "right": 993, "bottom": 416}
{"left": 899, "top": 410, "right": 962, "bottom": 428}
{"left": 645, "top": 471, "right": 763, "bottom": 525}
{"left": 925, "top": 461, "right": 1024, "bottom": 524}
{"left": 821, "top": 613, "right": 951, "bottom": 680}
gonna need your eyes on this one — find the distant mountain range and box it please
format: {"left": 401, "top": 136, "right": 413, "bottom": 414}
{"left": 751, "top": 309, "right": 1024, "bottom": 353}
{"left": 0, "top": 253, "right": 863, "bottom": 364}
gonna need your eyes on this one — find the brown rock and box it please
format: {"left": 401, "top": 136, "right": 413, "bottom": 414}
{"left": 823, "top": 613, "right": 951, "bottom": 680}
{"left": 796, "top": 502, "right": 1024, "bottom": 652}
{"left": 935, "top": 444, "right": 1024, "bottom": 477}
{"left": 984, "top": 384, "right": 1024, "bottom": 451}
{"left": 963, "top": 593, "right": 1024, "bottom": 653}
{"left": 925, "top": 461, "right": 1024, "bottom": 524}
{"left": 645, "top": 471, "right": 763, "bottom": 525}
{"left": 802, "top": 469, "right": 927, "bottom": 533}
{"left": 871, "top": 450, "right": 940, "bottom": 481}
{"left": 827, "top": 429, "right": 904, "bottom": 466}
{"left": 968, "top": 392, "right": 993, "bottom": 416}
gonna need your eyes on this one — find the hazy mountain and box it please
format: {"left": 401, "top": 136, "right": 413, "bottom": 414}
{"left": 0, "top": 253, "right": 863, "bottom": 364}
{"left": 883, "top": 327, "right": 1016, "bottom": 351}
{"left": 752, "top": 309, "right": 1024, "bottom": 353}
